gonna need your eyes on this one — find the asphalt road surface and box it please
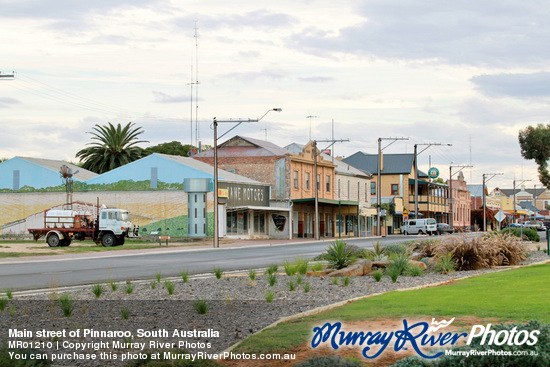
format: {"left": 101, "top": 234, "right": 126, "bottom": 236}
{"left": 1, "top": 234, "right": 460, "bottom": 291}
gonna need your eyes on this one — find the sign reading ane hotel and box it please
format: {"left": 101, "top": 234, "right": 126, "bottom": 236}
{"left": 428, "top": 167, "right": 439, "bottom": 179}
{"left": 218, "top": 182, "right": 270, "bottom": 207}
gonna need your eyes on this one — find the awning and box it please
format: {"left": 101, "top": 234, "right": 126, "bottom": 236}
{"left": 292, "top": 198, "right": 359, "bottom": 206}
{"left": 227, "top": 206, "right": 291, "bottom": 212}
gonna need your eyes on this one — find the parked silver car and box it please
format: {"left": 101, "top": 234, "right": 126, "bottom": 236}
{"left": 436, "top": 223, "right": 454, "bottom": 235}
{"left": 524, "top": 220, "right": 544, "bottom": 231}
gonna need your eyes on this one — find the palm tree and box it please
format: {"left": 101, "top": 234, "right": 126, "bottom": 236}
{"left": 76, "top": 122, "right": 148, "bottom": 173}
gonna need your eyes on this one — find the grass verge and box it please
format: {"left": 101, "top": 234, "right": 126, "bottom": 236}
{"left": 233, "top": 262, "right": 550, "bottom": 355}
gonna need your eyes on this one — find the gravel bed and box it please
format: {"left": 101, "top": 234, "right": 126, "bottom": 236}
{"left": 0, "top": 251, "right": 548, "bottom": 366}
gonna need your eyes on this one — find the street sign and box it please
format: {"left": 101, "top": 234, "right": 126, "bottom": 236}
{"left": 402, "top": 209, "right": 409, "bottom": 222}
{"left": 428, "top": 167, "right": 439, "bottom": 179}
{"left": 495, "top": 210, "right": 506, "bottom": 223}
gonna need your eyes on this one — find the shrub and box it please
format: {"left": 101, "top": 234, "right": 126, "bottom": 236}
{"left": 91, "top": 283, "right": 103, "bottom": 298}
{"left": 303, "top": 282, "right": 311, "bottom": 293}
{"left": 364, "top": 241, "right": 387, "bottom": 261}
{"left": 125, "top": 281, "right": 134, "bottom": 294}
{"left": 386, "top": 265, "right": 401, "bottom": 283}
{"left": 163, "top": 279, "right": 175, "bottom": 295}
{"left": 287, "top": 280, "right": 296, "bottom": 291}
{"left": 343, "top": 276, "right": 351, "bottom": 286}
{"left": 59, "top": 294, "right": 74, "bottom": 317}
{"left": 500, "top": 227, "right": 540, "bottom": 242}
{"left": 391, "top": 320, "right": 550, "bottom": 367}
{"left": 265, "top": 264, "right": 278, "bottom": 275}
{"left": 265, "top": 290, "right": 275, "bottom": 303}
{"left": 309, "top": 262, "right": 324, "bottom": 272}
{"left": 267, "top": 274, "right": 277, "bottom": 286}
{"left": 325, "top": 239, "right": 358, "bottom": 269}
{"left": 283, "top": 259, "right": 297, "bottom": 276}
{"left": 332, "top": 277, "right": 340, "bottom": 285}
{"left": 149, "top": 280, "right": 157, "bottom": 289}
{"left": 109, "top": 279, "right": 118, "bottom": 291}
{"left": 404, "top": 264, "right": 425, "bottom": 276}
{"left": 433, "top": 252, "right": 457, "bottom": 274}
{"left": 385, "top": 243, "right": 409, "bottom": 255}
{"left": 192, "top": 299, "right": 209, "bottom": 314}
{"left": 213, "top": 267, "right": 224, "bottom": 279}
{"left": 295, "top": 355, "right": 363, "bottom": 367}
{"left": 295, "top": 256, "right": 310, "bottom": 274}
{"left": 5, "top": 289, "right": 12, "bottom": 300}
{"left": 179, "top": 269, "right": 189, "bottom": 282}
{"left": 120, "top": 307, "right": 131, "bottom": 319}
{"left": 372, "top": 269, "right": 383, "bottom": 282}
{"left": 0, "top": 297, "right": 7, "bottom": 312}
{"left": 296, "top": 275, "right": 303, "bottom": 284}
{"left": 388, "top": 252, "right": 410, "bottom": 275}
{"left": 155, "top": 271, "right": 162, "bottom": 283}
{"left": 248, "top": 269, "right": 256, "bottom": 281}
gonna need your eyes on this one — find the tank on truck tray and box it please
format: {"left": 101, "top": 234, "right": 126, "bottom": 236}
{"left": 28, "top": 207, "right": 139, "bottom": 247}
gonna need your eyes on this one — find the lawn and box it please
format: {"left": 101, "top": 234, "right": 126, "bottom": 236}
{"left": 234, "top": 263, "right": 550, "bottom": 355}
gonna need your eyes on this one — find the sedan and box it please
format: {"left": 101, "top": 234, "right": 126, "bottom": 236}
{"left": 436, "top": 223, "right": 454, "bottom": 235}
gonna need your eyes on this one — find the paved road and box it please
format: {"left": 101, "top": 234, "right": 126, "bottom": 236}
{"left": 1, "top": 235, "right": 432, "bottom": 291}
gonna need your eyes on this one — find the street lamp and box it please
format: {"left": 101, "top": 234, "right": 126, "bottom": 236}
{"left": 212, "top": 108, "right": 282, "bottom": 248}
{"left": 482, "top": 173, "right": 503, "bottom": 231}
{"left": 377, "top": 137, "right": 408, "bottom": 236}
{"left": 414, "top": 143, "right": 452, "bottom": 221}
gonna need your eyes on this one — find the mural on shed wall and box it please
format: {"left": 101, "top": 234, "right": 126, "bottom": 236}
{"left": 0, "top": 183, "right": 214, "bottom": 237}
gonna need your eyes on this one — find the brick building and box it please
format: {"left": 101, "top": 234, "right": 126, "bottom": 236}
{"left": 194, "top": 136, "right": 362, "bottom": 238}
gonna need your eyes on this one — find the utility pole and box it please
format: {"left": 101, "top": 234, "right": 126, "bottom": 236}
{"left": 482, "top": 173, "right": 503, "bottom": 231}
{"left": 378, "top": 137, "right": 409, "bottom": 236}
{"left": 313, "top": 138, "right": 349, "bottom": 240}
{"left": 414, "top": 143, "right": 452, "bottom": 220}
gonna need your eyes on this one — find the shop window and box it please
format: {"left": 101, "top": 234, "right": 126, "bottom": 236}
{"left": 254, "top": 214, "right": 265, "bottom": 234}
{"left": 226, "top": 211, "right": 248, "bottom": 234}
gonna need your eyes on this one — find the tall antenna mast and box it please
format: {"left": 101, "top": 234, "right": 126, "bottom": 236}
{"left": 189, "top": 65, "right": 193, "bottom": 146}
{"left": 194, "top": 21, "right": 200, "bottom": 147}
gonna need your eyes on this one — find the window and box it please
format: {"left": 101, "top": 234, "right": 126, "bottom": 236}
{"left": 226, "top": 211, "right": 248, "bottom": 234}
{"left": 254, "top": 214, "right": 265, "bottom": 233}
{"left": 365, "top": 183, "right": 368, "bottom": 201}
{"left": 347, "top": 181, "right": 350, "bottom": 199}
{"left": 391, "top": 184, "right": 399, "bottom": 195}
{"left": 317, "top": 174, "right": 320, "bottom": 190}
{"left": 326, "top": 176, "right": 330, "bottom": 192}
{"left": 371, "top": 182, "right": 376, "bottom": 195}
{"left": 293, "top": 171, "right": 298, "bottom": 189}
{"left": 305, "top": 173, "right": 310, "bottom": 190}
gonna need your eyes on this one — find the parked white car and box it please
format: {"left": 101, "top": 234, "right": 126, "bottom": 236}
{"left": 523, "top": 220, "right": 544, "bottom": 231}
{"left": 402, "top": 218, "right": 437, "bottom": 235}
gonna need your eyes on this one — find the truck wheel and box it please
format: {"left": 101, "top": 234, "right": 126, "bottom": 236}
{"left": 116, "top": 237, "right": 125, "bottom": 246}
{"left": 60, "top": 239, "right": 72, "bottom": 246}
{"left": 102, "top": 233, "right": 116, "bottom": 247}
{"left": 47, "top": 234, "right": 60, "bottom": 247}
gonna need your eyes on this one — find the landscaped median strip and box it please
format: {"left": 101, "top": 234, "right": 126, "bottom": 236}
{"left": 223, "top": 259, "right": 550, "bottom": 357}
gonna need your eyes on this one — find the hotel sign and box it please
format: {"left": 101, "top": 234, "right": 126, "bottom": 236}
{"left": 218, "top": 182, "right": 270, "bottom": 207}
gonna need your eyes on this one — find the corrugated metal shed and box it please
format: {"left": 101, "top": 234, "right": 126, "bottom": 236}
{"left": 0, "top": 156, "right": 97, "bottom": 190}
{"left": 86, "top": 153, "right": 258, "bottom": 185}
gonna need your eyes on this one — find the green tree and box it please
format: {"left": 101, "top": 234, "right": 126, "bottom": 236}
{"left": 144, "top": 141, "right": 196, "bottom": 157}
{"left": 76, "top": 122, "right": 148, "bottom": 173}
{"left": 518, "top": 124, "right": 550, "bottom": 187}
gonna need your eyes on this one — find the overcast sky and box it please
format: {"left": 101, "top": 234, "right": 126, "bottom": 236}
{"left": 1, "top": 0, "right": 549, "bottom": 189}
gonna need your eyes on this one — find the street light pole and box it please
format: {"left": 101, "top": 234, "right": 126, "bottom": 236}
{"left": 482, "top": 173, "right": 503, "bottom": 231}
{"left": 212, "top": 108, "right": 282, "bottom": 248}
{"left": 313, "top": 138, "right": 349, "bottom": 240}
{"left": 377, "top": 137, "right": 408, "bottom": 236}
{"left": 414, "top": 143, "right": 452, "bottom": 220}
